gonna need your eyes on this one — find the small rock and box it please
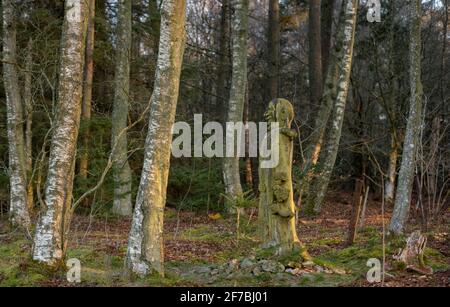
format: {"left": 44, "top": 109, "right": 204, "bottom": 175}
{"left": 331, "top": 267, "right": 346, "bottom": 275}
{"left": 252, "top": 266, "right": 262, "bottom": 276}
{"left": 196, "top": 266, "right": 212, "bottom": 274}
{"left": 211, "top": 269, "right": 220, "bottom": 275}
{"left": 240, "top": 258, "right": 255, "bottom": 269}
{"left": 302, "top": 261, "right": 315, "bottom": 269}
{"left": 315, "top": 265, "right": 325, "bottom": 273}
{"left": 261, "top": 260, "right": 285, "bottom": 273}
{"left": 285, "top": 268, "right": 301, "bottom": 275}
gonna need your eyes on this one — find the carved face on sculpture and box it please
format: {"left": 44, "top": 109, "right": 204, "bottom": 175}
{"left": 275, "top": 98, "right": 294, "bottom": 128}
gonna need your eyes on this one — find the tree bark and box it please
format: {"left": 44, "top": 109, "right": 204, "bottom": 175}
{"left": 267, "top": 0, "right": 280, "bottom": 100}
{"left": 79, "top": 0, "right": 96, "bottom": 181}
{"left": 24, "top": 38, "right": 34, "bottom": 214}
{"left": 2, "top": 0, "right": 30, "bottom": 227}
{"left": 111, "top": 0, "right": 133, "bottom": 216}
{"left": 32, "top": 0, "right": 88, "bottom": 265}
{"left": 321, "top": 0, "right": 335, "bottom": 78}
{"left": 126, "top": 0, "right": 186, "bottom": 277}
{"left": 308, "top": 0, "right": 323, "bottom": 110}
{"left": 222, "top": 0, "right": 249, "bottom": 207}
{"left": 304, "top": 0, "right": 359, "bottom": 215}
{"left": 216, "top": 0, "right": 231, "bottom": 122}
{"left": 389, "top": 0, "right": 423, "bottom": 235}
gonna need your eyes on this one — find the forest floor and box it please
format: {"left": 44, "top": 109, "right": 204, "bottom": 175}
{"left": 0, "top": 191, "right": 449, "bottom": 287}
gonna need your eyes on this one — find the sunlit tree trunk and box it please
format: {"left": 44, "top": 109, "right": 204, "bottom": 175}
{"left": 126, "top": 0, "right": 186, "bottom": 277}
{"left": 223, "top": 0, "right": 248, "bottom": 207}
{"left": 389, "top": 0, "right": 423, "bottom": 235}
{"left": 79, "top": 0, "right": 95, "bottom": 181}
{"left": 304, "top": 0, "right": 359, "bottom": 215}
{"left": 111, "top": 0, "right": 133, "bottom": 216}
{"left": 32, "top": 0, "right": 88, "bottom": 265}
{"left": 298, "top": 2, "right": 350, "bottom": 207}
{"left": 267, "top": 0, "right": 280, "bottom": 100}
{"left": 2, "top": 0, "right": 30, "bottom": 227}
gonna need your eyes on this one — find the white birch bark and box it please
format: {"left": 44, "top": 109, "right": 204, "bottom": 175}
{"left": 126, "top": 0, "right": 186, "bottom": 277}
{"left": 389, "top": 0, "right": 423, "bottom": 235}
{"left": 32, "top": 0, "right": 88, "bottom": 265}
{"left": 222, "top": 0, "right": 249, "bottom": 207}
{"left": 304, "top": 0, "right": 359, "bottom": 214}
{"left": 111, "top": 0, "right": 133, "bottom": 216}
{"left": 2, "top": 0, "right": 30, "bottom": 227}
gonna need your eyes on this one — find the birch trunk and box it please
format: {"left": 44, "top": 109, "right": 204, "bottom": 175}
{"left": 389, "top": 0, "right": 423, "bottom": 235}
{"left": 111, "top": 0, "right": 132, "bottom": 216}
{"left": 32, "top": 0, "right": 88, "bottom": 265}
{"left": 79, "top": 0, "right": 96, "bottom": 181}
{"left": 267, "top": 0, "right": 280, "bottom": 100}
{"left": 126, "top": 0, "right": 186, "bottom": 277}
{"left": 2, "top": 0, "right": 30, "bottom": 227}
{"left": 222, "top": 0, "right": 248, "bottom": 207}
{"left": 304, "top": 0, "right": 358, "bottom": 214}
{"left": 300, "top": 0, "right": 355, "bottom": 213}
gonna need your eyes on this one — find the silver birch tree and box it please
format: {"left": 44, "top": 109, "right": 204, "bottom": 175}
{"left": 111, "top": 0, "right": 133, "bottom": 216}
{"left": 126, "top": 0, "right": 186, "bottom": 277}
{"left": 222, "top": 0, "right": 249, "bottom": 207}
{"left": 389, "top": 0, "right": 423, "bottom": 235}
{"left": 2, "top": 0, "right": 30, "bottom": 227}
{"left": 304, "top": 0, "right": 359, "bottom": 214}
{"left": 32, "top": 0, "right": 88, "bottom": 265}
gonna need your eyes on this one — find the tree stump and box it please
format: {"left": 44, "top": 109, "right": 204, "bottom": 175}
{"left": 393, "top": 230, "right": 433, "bottom": 275}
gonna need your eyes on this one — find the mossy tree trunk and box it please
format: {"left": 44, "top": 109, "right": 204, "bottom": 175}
{"left": 223, "top": 0, "right": 249, "bottom": 208}
{"left": 303, "top": 0, "right": 358, "bottom": 215}
{"left": 389, "top": 0, "right": 423, "bottom": 235}
{"left": 32, "top": 0, "right": 88, "bottom": 265}
{"left": 111, "top": 0, "right": 133, "bottom": 216}
{"left": 126, "top": 0, "right": 186, "bottom": 277}
{"left": 2, "top": 0, "right": 31, "bottom": 227}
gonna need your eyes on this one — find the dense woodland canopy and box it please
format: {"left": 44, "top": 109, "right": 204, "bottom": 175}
{"left": 0, "top": 0, "right": 448, "bottom": 287}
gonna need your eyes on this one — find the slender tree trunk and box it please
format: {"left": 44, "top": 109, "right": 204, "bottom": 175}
{"left": 389, "top": 0, "right": 423, "bottom": 235}
{"left": 222, "top": 0, "right": 249, "bottom": 207}
{"left": 2, "top": 0, "right": 30, "bottom": 227}
{"left": 321, "top": 0, "right": 335, "bottom": 78}
{"left": 24, "top": 38, "right": 34, "bottom": 214}
{"left": 244, "top": 85, "right": 253, "bottom": 188}
{"left": 149, "top": 0, "right": 161, "bottom": 57}
{"left": 299, "top": 0, "right": 351, "bottom": 189}
{"left": 79, "top": 0, "right": 96, "bottom": 181}
{"left": 126, "top": 0, "right": 186, "bottom": 277}
{"left": 32, "top": 0, "right": 88, "bottom": 265}
{"left": 304, "top": 0, "right": 359, "bottom": 214}
{"left": 216, "top": 0, "right": 231, "bottom": 122}
{"left": 308, "top": 0, "right": 323, "bottom": 110}
{"left": 111, "top": 0, "right": 133, "bottom": 216}
{"left": 385, "top": 1, "right": 399, "bottom": 204}
{"left": 267, "top": 0, "right": 280, "bottom": 100}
